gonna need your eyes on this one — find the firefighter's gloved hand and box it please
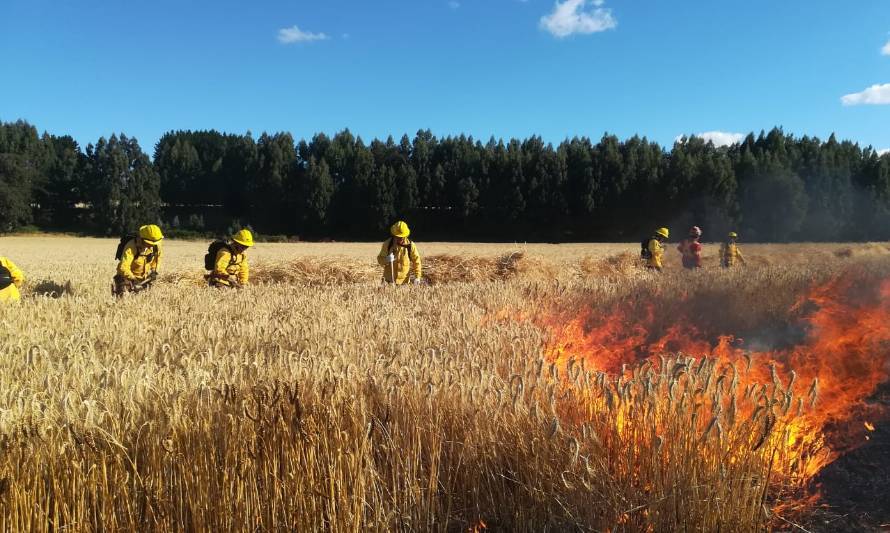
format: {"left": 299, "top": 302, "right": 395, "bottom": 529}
{"left": 412, "top": 278, "right": 423, "bottom": 286}
{"left": 148, "top": 271, "right": 159, "bottom": 281}
{"left": 386, "top": 253, "right": 395, "bottom": 263}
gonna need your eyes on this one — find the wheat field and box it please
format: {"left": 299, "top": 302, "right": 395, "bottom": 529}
{"left": 0, "top": 235, "right": 887, "bottom": 531}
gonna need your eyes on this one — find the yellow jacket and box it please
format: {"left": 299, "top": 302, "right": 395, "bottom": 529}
{"left": 720, "top": 242, "right": 745, "bottom": 267}
{"left": 0, "top": 257, "right": 25, "bottom": 302}
{"left": 647, "top": 238, "right": 664, "bottom": 269}
{"left": 212, "top": 248, "right": 249, "bottom": 286}
{"left": 117, "top": 240, "right": 161, "bottom": 281}
{"left": 377, "top": 238, "right": 421, "bottom": 284}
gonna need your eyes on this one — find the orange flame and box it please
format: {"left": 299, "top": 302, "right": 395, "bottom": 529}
{"left": 468, "top": 519, "right": 487, "bottom": 532}
{"left": 538, "top": 274, "right": 890, "bottom": 479}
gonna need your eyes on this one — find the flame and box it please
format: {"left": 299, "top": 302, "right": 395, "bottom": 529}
{"left": 537, "top": 273, "right": 890, "bottom": 483}
{"left": 865, "top": 421, "right": 875, "bottom": 432}
{"left": 467, "top": 519, "right": 487, "bottom": 532}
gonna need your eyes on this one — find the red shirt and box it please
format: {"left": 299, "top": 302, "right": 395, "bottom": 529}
{"left": 678, "top": 238, "right": 702, "bottom": 268}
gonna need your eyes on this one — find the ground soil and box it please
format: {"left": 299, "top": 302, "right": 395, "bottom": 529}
{"left": 804, "top": 382, "right": 890, "bottom": 532}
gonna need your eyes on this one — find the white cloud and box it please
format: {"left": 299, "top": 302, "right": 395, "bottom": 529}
{"left": 448, "top": 1, "right": 460, "bottom": 8}
{"left": 879, "top": 148, "right": 890, "bottom": 156}
{"left": 277, "top": 25, "right": 329, "bottom": 44}
{"left": 841, "top": 83, "right": 890, "bottom": 106}
{"left": 675, "top": 131, "right": 745, "bottom": 148}
{"left": 540, "top": 0, "right": 617, "bottom": 38}
{"left": 882, "top": 40, "right": 890, "bottom": 56}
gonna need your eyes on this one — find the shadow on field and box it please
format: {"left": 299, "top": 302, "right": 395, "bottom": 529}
{"left": 29, "top": 279, "right": 75, "bottom": 298}
{"left": 834, "top": 243, "right": 890, "bottom": 259}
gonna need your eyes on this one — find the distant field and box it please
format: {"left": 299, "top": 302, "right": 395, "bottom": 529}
{"left": 1, "top": 234, "right": 884, "bottom": 291}
{"left": 0, "top": 235, "right": 888, "bottom": 530}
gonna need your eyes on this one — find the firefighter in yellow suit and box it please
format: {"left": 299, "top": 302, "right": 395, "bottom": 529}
{"left": 646, "top": 227, "right": 669, "bottom": 271}
{"left": 114, "top": 224, "right": 163, "bottom": 296}
{"left": 0, "top": 256, "right": 25, "bottom": 302}
{"left": 209, "top": 229, "right": 253, "bottom": 288}
{"left": 720, "top": 232, "right": 746, "bottom": 268}
{"left": 377, "top": 221, "right": 422, "bottom": 285}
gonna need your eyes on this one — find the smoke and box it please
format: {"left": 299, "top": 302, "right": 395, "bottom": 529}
{"left": 541, "top": 259, "right": 890, "bottom": 371}
{"left": 736, "top": 167, "right": 890, "bottom": 242}
{"left": 662, "top": 199, "right": 735, "bottom": 244}
{"left": 845, "top": 185, "right": 890, "bottom": 241}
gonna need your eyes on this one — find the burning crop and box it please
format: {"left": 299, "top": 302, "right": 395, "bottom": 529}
{"left": 533, "top": 261, "right": 890, "bottom": 521}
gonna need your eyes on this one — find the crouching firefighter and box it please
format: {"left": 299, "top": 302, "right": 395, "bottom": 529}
{"left": 0, "top": 256, "right": 26, "bottom": 302}
{"left": 378, "top": 221, "right": 422, "bottom": 285}
{"left": 206, "top": 229, "right": 253, "bottom": 288}
{"left": 113, "top": 224, "right": 163, "bottom": 296}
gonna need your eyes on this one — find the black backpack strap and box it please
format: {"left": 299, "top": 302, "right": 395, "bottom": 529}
{"left": 387, "top": 237, "right": 413, "bottom": 258}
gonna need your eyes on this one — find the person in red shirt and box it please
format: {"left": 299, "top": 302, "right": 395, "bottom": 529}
{"left": 677, "top": 226, "right": 703, "bottom": 269}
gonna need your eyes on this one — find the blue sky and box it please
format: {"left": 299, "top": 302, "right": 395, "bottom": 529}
{"left": 1, "top": 0, "right": 889, "bottom": 153}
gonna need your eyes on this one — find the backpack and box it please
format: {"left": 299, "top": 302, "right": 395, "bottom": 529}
{"left": 0, "top": 265, "right": 12, "bottom": 290}
{"left": 204, "top": 240, "right": 232, "bottom": 271}
{"left": 115, "top": 235, "right": 157, "bottom": 262}
{"left": 115, "top": 235, "right": 135, "bottom": 260}
{"left": 640, "top": 238, "right": 652, "bottom": 260}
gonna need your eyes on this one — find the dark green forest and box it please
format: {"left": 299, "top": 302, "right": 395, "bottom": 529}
{"left": 1, "top": 118, "right": 889, "bottom": 242}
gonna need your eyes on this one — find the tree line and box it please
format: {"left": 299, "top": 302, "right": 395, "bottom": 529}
{"left": 1, "top": 118, "right": 889, "bottom": 242}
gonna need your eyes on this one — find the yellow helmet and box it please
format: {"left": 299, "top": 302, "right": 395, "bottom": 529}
{"left": 655, "top": 227, "right": 669, "bottom": 239}
{"left": 232, "top": 229, "right": 254, "bottom": 247}
{"left": 390, "top": 220, "right": 410, "bottom": 238}
{"left": 138, "top": 224, "right": 164, "bottom": 245}
{"left": 728, "top": 231, "right": 739, "bottom": 239}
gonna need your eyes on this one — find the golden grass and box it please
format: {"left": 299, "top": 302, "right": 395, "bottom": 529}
{"left": 0, "top": 236, "right": 885, "bottom": 531}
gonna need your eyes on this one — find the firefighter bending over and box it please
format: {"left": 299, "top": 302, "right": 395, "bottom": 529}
{"left": 113, "top": 224, "right": 163, "bottom": 296}
{"left": 207, "top": 229, "right": 254, "bottom": 288}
